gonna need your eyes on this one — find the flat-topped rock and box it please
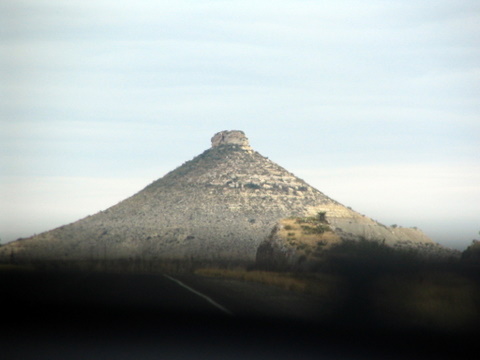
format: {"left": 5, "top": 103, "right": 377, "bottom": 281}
{"left": 211, "top": 130, "right": 252, "bottom": 150}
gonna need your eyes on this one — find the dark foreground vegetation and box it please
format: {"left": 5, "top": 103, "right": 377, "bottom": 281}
{"left": 1, "top": 241, "right": 479, "bottom": 359}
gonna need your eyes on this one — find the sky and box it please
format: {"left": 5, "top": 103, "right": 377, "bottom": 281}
{"left": 1, "top": 0, "right": 479, "bottom": 250}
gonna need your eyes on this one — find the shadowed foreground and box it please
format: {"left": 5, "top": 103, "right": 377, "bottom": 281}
{"left": 1, "top": 265, "right": 478, "bottom": 359}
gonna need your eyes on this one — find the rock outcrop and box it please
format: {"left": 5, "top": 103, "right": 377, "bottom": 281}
{"left": 256, "top": 216, "right": 458, "bottom": 270}
{"left": 211, "top": 130, "right": 252, "bottom": 150}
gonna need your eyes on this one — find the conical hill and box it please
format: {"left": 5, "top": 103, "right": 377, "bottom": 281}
{"left": 1, "top": 130, "right": 446, "bottom": 262}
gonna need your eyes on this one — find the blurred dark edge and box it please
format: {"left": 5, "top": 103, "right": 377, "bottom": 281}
{"left": 1, "top": 269, "right": 477, "bottom": 360}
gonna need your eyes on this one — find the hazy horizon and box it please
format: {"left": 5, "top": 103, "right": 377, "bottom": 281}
{"left": 1, "top": 1, "right": 479, "bottom": 250}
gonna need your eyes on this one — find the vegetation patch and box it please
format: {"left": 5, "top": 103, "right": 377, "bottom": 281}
{"left": 245, "top": 183, "right": 261, "bottom": 189}
{"left": 194, "top": 268, "right": 341, "bottom": 296}
{"left": 275, "top": 215, "right": 341, "bottom": 264}
{"left": 372, "top": 271, "right": 480, "bottom": 331}
{"left": 0, "top": 264, "right": 35, "bottom": 272}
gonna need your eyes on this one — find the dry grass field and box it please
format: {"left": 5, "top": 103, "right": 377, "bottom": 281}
{"left": 372, "top": 271, "right": 480, "bottom": 331}
{"left": 278, "top": 217, "right": 342, "bottom": 257}
{"left": 195, "top": 262, "right": 480, "bottom": 333}
{"left": 194, "top": 267, "right": 343, "bottom": 297}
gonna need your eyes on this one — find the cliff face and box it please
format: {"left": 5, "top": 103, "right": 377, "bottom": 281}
{"left": 1, "top": 130, "right": 453, "bottom": 263}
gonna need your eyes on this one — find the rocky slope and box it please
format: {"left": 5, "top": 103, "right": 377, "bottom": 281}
{"left": 1, "top": 130, "right": 454, "bottom": 263}
{"left": 256, "top": 216, "right": 459, "bottom": 270}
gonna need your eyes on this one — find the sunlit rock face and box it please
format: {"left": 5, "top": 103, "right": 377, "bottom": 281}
{"left": 211, "top": 130, "right": 252, "bottom": 150}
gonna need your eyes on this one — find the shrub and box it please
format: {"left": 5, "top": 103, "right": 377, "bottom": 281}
{"left": 313, "top": 224, "right": 330, "bottom": 234}
{"left": 317, "top": 211, "right": 327, "bottom": 223}
{"left": 194, "top": 268, "right": 309, "bottom": 292}
{"left": 300, "top": 225, "right": 312, "bottom": 232}
{"left": 300, "top": 224, "right": 330, "bottom": 235}
{"left": 297, "top": 243, "right": 307, "bottom": 250}
{"left": 245, "top": 183, "right": 261, "bottom": 189}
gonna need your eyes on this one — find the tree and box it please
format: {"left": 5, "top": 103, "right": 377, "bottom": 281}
{"left": 317, "top": 211, "right": 327, "bottom": 223}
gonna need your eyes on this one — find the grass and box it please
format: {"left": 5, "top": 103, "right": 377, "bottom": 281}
{"left": 280, "top": 219, "right": 340, "bottom": 247}
{"left": 0, "top": 264, "right": 35, "bottom": 272}
{"left": 372, "top": 271, "right": 480, "bottom": 331}
{"left": 195, "top": 268, "right": 306, "bottom": 292}
{"left": 276, "top": 218, "right": 341, "bottom": 262}
{"left": 194, "top": 267, "right": 342, "bottom": 297}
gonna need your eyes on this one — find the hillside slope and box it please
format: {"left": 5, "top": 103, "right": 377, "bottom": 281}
{"left": 0, "top": 130, "right": 450, "bottom": 263}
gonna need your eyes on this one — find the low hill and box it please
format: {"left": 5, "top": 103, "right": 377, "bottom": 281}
{"left": 256, "top": 213, "right": 458, "bottom": 271}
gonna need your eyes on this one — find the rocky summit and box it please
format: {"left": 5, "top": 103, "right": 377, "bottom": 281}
{"left": 1, "top": 130, "right": 453, "bottom": 262}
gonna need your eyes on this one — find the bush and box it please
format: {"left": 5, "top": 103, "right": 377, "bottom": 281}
{"left": 300, "top": 224, "right": 330, "bottom": 235}
{"left": 317, "top": 211, "right": 327, "bottom": 223}
{"left": 245, "top": 183, "right": 261, "bottom": 189}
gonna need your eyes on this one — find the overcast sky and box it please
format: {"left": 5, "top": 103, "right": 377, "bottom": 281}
{"left": 1, "top": 0, "right": 479, "bottom": 250}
